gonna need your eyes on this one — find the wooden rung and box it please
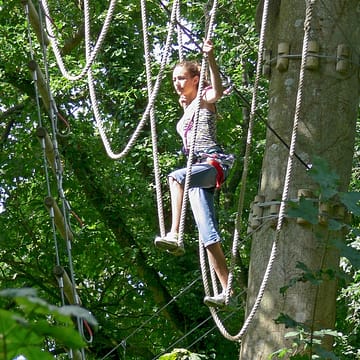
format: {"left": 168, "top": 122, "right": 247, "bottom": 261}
{"left": 53, "top": 266, "right": 80, "bottom": 305}
{"left": 21, "top": 0, "right": 50, "bottom": 46}
{"left": 44, "top": 196, "right": 74, "bottom": 242}
{"left": 72, "top": 349, "right": 83, "bottom": 360}
{"left": 28, "top": 60, "right": 51, "bottom": 111}
{"left": 36, "top": 127, "right": 59, "bottom": 174}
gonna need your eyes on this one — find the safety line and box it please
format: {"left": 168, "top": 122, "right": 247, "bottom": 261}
{"left": 99, "top": 276, "right": 200, "bottom": 360}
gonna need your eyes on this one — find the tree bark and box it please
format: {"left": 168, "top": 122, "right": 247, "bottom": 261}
{"left": 240, "top": 1, "right": 359, "bottom": 358}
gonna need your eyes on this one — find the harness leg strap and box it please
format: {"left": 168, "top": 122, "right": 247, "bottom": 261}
{"left": 207, "top": 159, "right": 224, "bottom": 188}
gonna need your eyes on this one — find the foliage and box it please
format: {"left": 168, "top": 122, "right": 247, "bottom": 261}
{"left": 0, "top": 287, "right": 97, "bottom": 360}
{"left": 0, "top": 0, "right": 359, "bottom": 359}
{"left": 271, "top": 313, "right": 341, "bottom": 360}
{"left": 0, "top": 0, "right": 259, "bottom": 358}
{"left": 158, "top": 348, "right": 208, "bottom": 360}
{"left": 279, "top": 157, "right": 360, "bottom": 359}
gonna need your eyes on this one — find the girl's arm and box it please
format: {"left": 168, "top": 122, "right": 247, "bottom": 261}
{"left": 202, "top": 39, "right": 223, "bottom": 103}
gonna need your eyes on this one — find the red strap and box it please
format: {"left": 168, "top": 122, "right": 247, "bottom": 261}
{"left": 207, "top": 159, "right": 224, "bottom": 189}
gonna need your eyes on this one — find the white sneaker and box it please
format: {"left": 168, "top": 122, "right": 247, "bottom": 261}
{"left": 154, "top": 233, "right": 185, "bottom": 256}
{"left": 203, "top": 293, "right": 226, "bottom": 308}
{"left": 204, "top": 292, "right": 238, "bottom": 309}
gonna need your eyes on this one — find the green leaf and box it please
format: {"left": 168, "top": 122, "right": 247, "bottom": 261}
{"left": 331, "top": 238, "right": 360, "bottom": 269}
{"left": 308, "top": 157, "right": 339, "bottom": 200}
{"left": 15, "top": 296, "right": 73, "bottom": 325}
{"left": 58, "top": 305, "right": 98, "bottom": 328}
{"left": 284, "top": 331, "right": 301, "bottom": 338}
{"left": 327, "top": 219, "right": 343, "bottom": 231}
{"left": 338, "top": 192, "right": 360, "bottom": 215}
{"left": 280, "top": 277, "right": 298, "bottom": 294}
{"left": 275, "top": 313, "right": 302, "bottom": 328}
{"left": 296, "top": 262, "right": 310, "bottom": 272}
{"left": 287, "top": 198, "right": 318, "bottom": 224}
{"left": 270, "top": 348, "right": 291, "bottom": 359}
{"left": 313, "top": 344, "right": 339, "bottom": 360}
{"left": 313, "top": 329, "right": 340, "bottom": 338}
{"left": 289, "top": 355, "right": 309, "bottom": 359}
{"left": 14, "top": 347, "right": 55, "bottom": 360}
{"left": 0, "top": 287, "right": 38, "bottom": 298}
{"left": 30, "top": 320, "right": 86, "bottom": 348}
{"left": 0, "top": 311, "right": 44, "bottom": 357}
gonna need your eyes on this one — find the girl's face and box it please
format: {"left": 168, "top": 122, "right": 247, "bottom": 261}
{"left": 172, "top": 66, "right": 199, "bottom": 100}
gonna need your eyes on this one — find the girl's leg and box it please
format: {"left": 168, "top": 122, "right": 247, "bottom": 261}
{"left": 155, "top": 165, "right": 216, "bottom": 254}
{"left": 189, "top": 187, "right": 229, "bottom": 291}
{"left": 168, "top": 176, "right": 183, "bottom": 235}
{"left": 206, "top": 242, "right": 229, "bottom": 291}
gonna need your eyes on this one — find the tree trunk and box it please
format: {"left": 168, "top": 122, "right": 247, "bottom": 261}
{"left": 240, "top": 1, "right": 359, "bottom": 359}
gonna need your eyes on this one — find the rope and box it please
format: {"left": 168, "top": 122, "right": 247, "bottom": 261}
{"left": 203, "top": 0, "right": 315, "bottom": 342}
{"left": 276, "top": 0, "right": 315, "bottom": 234}
{"left": 27, "top": 3, "right": 92, "bottom": 356}
{"left": 177, "top": 0, "right": 218, "bottom": 249}
{"left": 100, "top": 214, "right": 269, "bottom": 360}
{"left": 88, "top": 0, "right": 178, "bottom": 160}
{"left": 163, "top": 12, "right": 311, "bottom": 170}
{"left": 196, "top": 0, "right": 271, "bottom": 339}
{"left": 154, "top": 222, "right": 269, "bottom": 358}
{"left": 234, "top": 0, "right": 317, "bottom": 341}
{"left": 141, "top": 0, "right": 166, "bottom": 238}
{"left": 41, "top": 0, "right": 117, "bottom": 81}
{"left": 176, "top": 1, "right": 184, "bottom": 62}
{"left": 224, "top": 0, "right": 271, "bottom": 301}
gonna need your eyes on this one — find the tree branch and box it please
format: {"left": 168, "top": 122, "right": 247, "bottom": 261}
{"left": 0, "top": 104, "right": 26, "bottom": 147}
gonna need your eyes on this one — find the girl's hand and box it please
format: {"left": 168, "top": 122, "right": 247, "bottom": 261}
{"left": 202, "top": 39, "right": 214, "bottom": 55}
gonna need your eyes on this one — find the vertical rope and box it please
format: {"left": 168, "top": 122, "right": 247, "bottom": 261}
{"left": 176, "top": 0, "right": 184, "bottom": 62}
{"left": 141, "top": 0, "right": 166, "bottom": 238}
{"left": 225, "top": 0, "right": 271, "bottom": 302}
{"left": 177, "top": 0, "right": 218, "bottom": 249}
{"left": 207, "top": 0, "right": 316, "bottom": 342}
{"left": 198, "top": 0, "right": 270, "bottom": 337}
{"left": 276, "top": 0, "right": 314, "bottom": 233}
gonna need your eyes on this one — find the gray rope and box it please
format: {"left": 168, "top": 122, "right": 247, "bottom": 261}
{"left": 41, "top": 0, "right": 117, "bottom": 81}
{"left": 176, "top": 1, "right": 184, "bottom": 62}
{"left": 141, "top": 0, "right": 166, "bottom": 237}
{"left": 225, "top": 0, "right": 315, "bottom": 342}
{"left": 200, "top": 0, "right": 273, "bottom": 341}
{"left": 236, "top": 0, "right": 316, "bottom": 340}
{"left": 88, "top": 0, "right": 178, "bottom": 160}
{"left": 177, "top": 0, "right": 218, "bottom": 249}
{"left": 226, "top": 0, "right": 271, "bottom": 301}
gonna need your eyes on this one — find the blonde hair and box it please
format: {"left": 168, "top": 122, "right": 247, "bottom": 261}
{"left": 174, "top": 60, "right": 210, "bottom": 87}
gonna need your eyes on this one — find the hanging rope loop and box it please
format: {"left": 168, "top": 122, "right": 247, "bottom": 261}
{"left": 41, "top": 0, "right": 117, "bottom": 81}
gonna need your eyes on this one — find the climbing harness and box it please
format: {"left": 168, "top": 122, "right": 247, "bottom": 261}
{"left": 195, "top": 150, "right": 235, "bottom": 188}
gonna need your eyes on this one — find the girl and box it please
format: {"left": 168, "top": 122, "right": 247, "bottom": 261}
{"left": 155, "top": 40, "right": 232, "bottom": 308}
